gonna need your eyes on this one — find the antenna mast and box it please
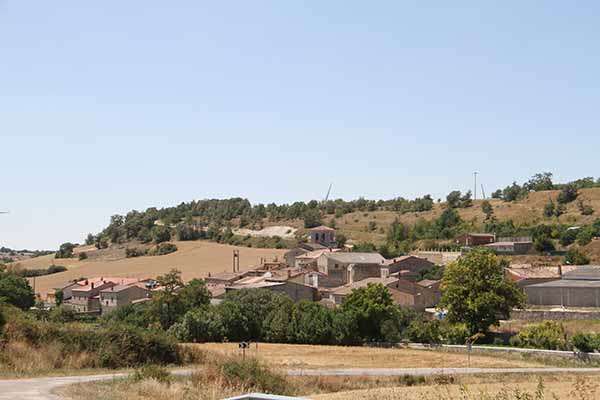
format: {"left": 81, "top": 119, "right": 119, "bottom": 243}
{"left": 473, "top": 172, "right": 478, "bottom": 201}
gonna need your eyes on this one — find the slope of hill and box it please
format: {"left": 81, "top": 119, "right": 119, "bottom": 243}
{"left": 323, "top": 188, "right": 600, "bottom": 245}
{"left": 19, "top": 241, "right": 285, "bottom": 298}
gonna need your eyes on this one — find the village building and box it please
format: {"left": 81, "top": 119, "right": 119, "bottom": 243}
{"left": 205, "top": 271, "right": 251, "bottom": 285}
{"left": 99, "top": 283, "right": 150, "bottom": 315}
{"left": 484, "top": 240, "right": 533, "bottom": 255}
{"left": 505, "top": 264, "right": 577, "bottom": 287}
{"left": 455, "top": 233, "right": 496, "bottom": 247}
{"left": 316, "top": 252, "right": 386, "bottom": 287}
{"left": 417, "top": 279, "right": 442, "bottom": 303}
{"left": 412, "top": 250, "right": 462, "bottom": 266}
{"left": 225, "top": 274, "right": 318, "bottom": 302}
{"left": 65, "top": 277, "right": 145, "bottom": 313}
{"left": 524, "top": 266, "right": 600, "bottom": 308}
{"left": 294, "top": 248, "right": 341, "bottom": 269}
{"left": 307, "top": 225, "right": 337, "bottom": 247}
{"left": 329, "top": 276, "right": 437, "bottom": 311}
{"left": 384, "top": 255, "right": 435, "bottom": 276}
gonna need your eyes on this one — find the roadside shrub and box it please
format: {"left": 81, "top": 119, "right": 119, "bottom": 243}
{"left": 219, "top": 357, "right": 290, "bottom": 395}
{"left": 2, "top": 310, "right": 179, "bottom": 370}
{"left": 131, "top": 365, "right": 172, "bottom": 384}
{"left": 78, "top": 252, "right": 88, "bottom": 260}
{"left": 571, "top": 333, "right": 600, "bottom": 353}
{"left": 517, "top": 321, "right": 569, "bottom": 350}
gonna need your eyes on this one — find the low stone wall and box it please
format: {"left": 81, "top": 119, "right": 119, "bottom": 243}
{"left": 511, "top": 309, "right": 600, "bottom": 321}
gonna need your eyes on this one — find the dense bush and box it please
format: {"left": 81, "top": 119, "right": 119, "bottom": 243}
{"left": 148, "top": 242, "right": 177, "bottom": 256}
{"left": 557, "top": 184, "right": 578, "bottom": 204}
{"left": 125, "top": 247, "right": 147, "bottom": 258}
{"left": 571, "top": 333, "right": 600, "bottom": 353}
{"left": 564, "top": 248, "right": 590, "bottom": 265}
{"left": 219, "top": 357, "right": 290, "bottom": 395}
{"left": 517, "top": 321, "right": 569, "bottom": 351}
{"left": 0, "top": 270, "right": 35, "bottom": 310}
{"left": 11, "top": 265, "right": 67, "bottom": 278}
{"left": 2, "top": 310, "right": 179, "bottom": 368}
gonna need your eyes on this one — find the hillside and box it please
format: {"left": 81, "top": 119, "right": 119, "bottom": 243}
{"left": 279, "top": 188, "right": 600, "bottom": 245}
{"left": 16, "top": 241, "right": 285, "bottom": 298}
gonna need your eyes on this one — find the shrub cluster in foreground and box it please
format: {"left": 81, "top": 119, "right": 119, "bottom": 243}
{"left": 0, "top": 305, "right": 180, "bottom": 371}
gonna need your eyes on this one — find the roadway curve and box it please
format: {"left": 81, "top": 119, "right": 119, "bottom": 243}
{"left": 2, "top": 368, "right": 600, "bottom": 400}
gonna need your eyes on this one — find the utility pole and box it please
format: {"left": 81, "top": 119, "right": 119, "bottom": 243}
{"left": 473, "top": 172, "right": 478, "bottom": 201}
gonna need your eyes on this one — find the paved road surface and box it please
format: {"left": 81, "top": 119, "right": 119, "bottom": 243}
{"left": 2, "top": 368, "right": 600, "bottom": 400}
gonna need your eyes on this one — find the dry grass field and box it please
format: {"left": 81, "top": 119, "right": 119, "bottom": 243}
{"left": 313, "top": 373, "right": 600, "bottom": 400}
{"left": 191, "top": 343, "right": 550, "bottom": 369}
{"left": 17, "top": 241, "right": 285, "bottom": 298}
{"left": 497, "top": 319, "right": 600, "bottom": 336}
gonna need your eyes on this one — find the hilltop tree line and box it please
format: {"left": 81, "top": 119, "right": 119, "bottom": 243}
{"left": 85, "top": 196, "right": 435, "bottom": 248}
{"left": 492, "top": 173, "right": 600, "bottom": 202}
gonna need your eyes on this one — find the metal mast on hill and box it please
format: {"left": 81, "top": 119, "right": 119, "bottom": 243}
{"left": 324, "top": 183, "right": 333, "bottom": 202}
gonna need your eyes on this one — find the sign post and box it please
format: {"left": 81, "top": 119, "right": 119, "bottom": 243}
{"left": 239, "top": 341, "right": 249, "bottom": 361}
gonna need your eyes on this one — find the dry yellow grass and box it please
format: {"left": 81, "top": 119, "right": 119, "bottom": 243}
{"left": 313, "top": 374, "right": 600, "bottom": 400}
{"left": 497, "top": 319, "right": 600, "bottom": 336}
{"left": 20, "top": 241, "right": 285, "bottom": 298}
{"left": 191, "top": 343, "right": 549, "bottom": 369}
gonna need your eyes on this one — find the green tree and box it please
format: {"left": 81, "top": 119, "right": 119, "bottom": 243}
{"left": 85, "top": 233, "right": 95, "bottom": 245}
{"left": 525, "top": 172, "right": 554, "bottom": 192}
{"left": 446, "top": 191, "right": 462, "bottom": 209}
{"left": 341, "top": 283, "right": 396, "bottom": 341}
{"left": 303, "top": 209, "right": 322, "bottom": 229}
{"left": 481, "top": 200, "right": 494, "bottom": 220}
{"left": 178, "top": 278, "right": 211, "bottom": 310}
{"left": 557, "top": 184, "right": 578, "bottom": 204}
{"left": 438, "top": 249, "right": 525, "bottom": 335}
{"left": 54, "top": 289, "right": 64, "bottom": 306}
{"left": 220, "top": 289, "right": 289, "bottom": 341}
{"left": 149, "top": 269, "right": 185, "bottom": 329}
{"left": 55, "top": 242, "right": 76, "bottom": 259}
{"left": 169, "top": 307, "right": 225, "bottom": 342}
{"left": 543, "top": 199, "right": 556, "bottom": 218}
{"left": 502, "top": 182, "right": 525, "bottom": 202}
{"left": 151, "top": 225, "right": 172, "bottom": 244}
{"left": 0, "top": 271, "right": 35, "bottom": 310}
{"left": 288, "top": 301, "right": 334, "bottom": 344}
{"left": 564, "top": 248, "right": 590, "bottom": 265}
{"left": 263, "top": 296, "right": 295, "bottom": 343}
{"left": 576, "top": 227, "right": 594, "bottom": 246}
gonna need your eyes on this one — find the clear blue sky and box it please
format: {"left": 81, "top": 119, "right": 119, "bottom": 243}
{"left": 1, "top": 2, "right": 599, "bottom": 249}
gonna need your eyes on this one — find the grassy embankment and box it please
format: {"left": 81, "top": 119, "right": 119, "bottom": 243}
{"left": 59, "top": 345, "right": 600, "bottom": 400}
